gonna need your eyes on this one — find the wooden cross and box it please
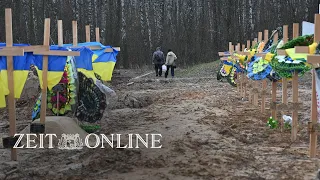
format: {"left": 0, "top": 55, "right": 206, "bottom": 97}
{"left": 1, "top": 8, "right": 55, "bottom": 160}
{"left": 0, "top": 8, "right": 24, "bottom": 161}
{"left": 291, "top": 23, "right": 300, "bottom": 141}
{"left": 70, "top": 24, "right": 121, "bottom": 52}
{"left": 271, "top": 31, "right": 279, "bottom": 121}
{"left": 242, "top": 42, "right": 248, "bottom": 100}
{"left": 249, "top": 39, "right": 257, "bottom": 105}
{"left": 252, "top": 32, "right": 263, "bottom": 106}
{"left": 218, "top": 42, "right": 232, "bottom": 61}
{"left": 260, "top": 30, "right": 269, "bottom": 113}
{"left": 292, "top": 14, "right": 320, "bottom": 157}
{"left": 86, "top": 25, "right": 91, "bottom": 42}
{"left": 96, "top": 27, "right": 100, "bottom": 42}
{"left": 32, "top": 18, "right": 80, "bottom": 127}
{"left": 279, "top": 25, "right": 289, "bottom": 119}
{"left": 246, "top": 40, "right": 252, "bottom": 103}
{"left": 307, "top": 15, "right": 320, "bottom": 158}
{"left": 236, "top": 43, "right": 241, "bottom": 93}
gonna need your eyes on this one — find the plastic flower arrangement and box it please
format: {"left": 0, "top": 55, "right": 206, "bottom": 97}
{"left": 247, "top": 55, "right": 273, "bottom": 81}
{"left": 270, "top": 34, "right": 314, "bottom": 79}
{"left": 267, "top": 117, "right": 279, "bottom": 129}
{"left": 216, "top": 55, "right": 238, "bottom": 87}
{"left": 47, "top": 56, "right": 77, "bottom": 115}
{"left": 284, "top": 121, "right": 291, "bottom": 130}
{"left": 270, "top": 55, "right": 312, "bottom": 78}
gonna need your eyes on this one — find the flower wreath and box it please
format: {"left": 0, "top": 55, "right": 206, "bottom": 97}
{"left": 32, "top": 56, "right": 78, "bottom": 120}
{"left": 216, "top": 59, "right": 237, "bottom": 87}
{"left": 270, "top": 35, "right": 314, "bottom": 78}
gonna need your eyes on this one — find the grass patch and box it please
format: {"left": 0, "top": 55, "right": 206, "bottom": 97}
{"left": 175, "top": 60, "right": 220, "bottom": 78}
{"left": 80, "top": 124, "right": 101, "bottom": 133}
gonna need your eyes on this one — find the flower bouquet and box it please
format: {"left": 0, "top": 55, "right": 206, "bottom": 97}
{"left": 267, "top": 117, "right": 279, "bottom": 129}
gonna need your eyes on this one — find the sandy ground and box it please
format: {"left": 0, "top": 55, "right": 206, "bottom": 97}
{"left": 1, "top": 62, "right": 320, "bottom": 180}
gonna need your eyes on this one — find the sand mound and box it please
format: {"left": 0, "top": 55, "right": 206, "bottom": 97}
{"left": 19, "top": 116, "right": 88, "bottom": 148}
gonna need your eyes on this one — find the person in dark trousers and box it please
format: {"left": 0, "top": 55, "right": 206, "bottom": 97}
{"left": 165, "top": 49, "right": 177, "bottom": 78}
{"left": 152, "top": 47, "right": 165, "bottom": 77}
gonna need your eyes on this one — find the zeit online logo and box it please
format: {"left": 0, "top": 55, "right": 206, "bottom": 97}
{"left": 12, "top": 133, "right": 163, "bottom": 149}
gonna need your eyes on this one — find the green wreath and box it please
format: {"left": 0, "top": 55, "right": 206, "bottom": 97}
{"left": 270, "top": 35, "right": 314, "bottom": 78}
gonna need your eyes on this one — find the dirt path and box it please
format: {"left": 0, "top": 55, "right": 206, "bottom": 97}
{"left": 1, "top": 64, "right": 320, "bottom": 179}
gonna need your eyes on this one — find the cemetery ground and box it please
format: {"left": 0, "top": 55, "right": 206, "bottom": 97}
{"left": 1, "top": 61, "right": 320, "bottom": 179}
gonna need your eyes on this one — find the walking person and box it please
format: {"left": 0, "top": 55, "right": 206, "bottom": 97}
{"left": 152, "top": 47, "right": 165, "bottom": 77}
{"left": 165, "top": 49, "right": 177, "bottom": 78}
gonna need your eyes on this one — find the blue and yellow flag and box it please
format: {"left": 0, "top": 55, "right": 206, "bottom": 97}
{"left": 0, "top": 43, "right": 33, "bottom": 108}
{"left": 33, "top": 46, "right": 68, "bottom": 90}
{"left": 63, "top": 42, "right": 119, "bottom": 81}
{"left": 92, "top": 45, "right": 119, "bottom": 81}
{"left": 57, "top": 44, "right": 97, "bottom": 81}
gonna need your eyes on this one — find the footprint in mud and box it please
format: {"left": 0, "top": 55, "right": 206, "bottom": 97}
{"left": 217, "top": 128, "right": 234, "bottom": 137}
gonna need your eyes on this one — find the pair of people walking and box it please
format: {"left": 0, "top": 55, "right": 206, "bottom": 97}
{"left": 152, "top": 47, "right": 177, "bottom": 78}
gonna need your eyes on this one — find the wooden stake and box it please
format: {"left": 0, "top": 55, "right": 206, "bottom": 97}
{"left": 86, "top": 25, "right": 90, "bottom": 42}
{"left": 271, "top": 32, "right": 278, "bottom": 120}
{"left": 236, "top": 44, "right": 241, "bottom": 93}
{"left": 252, "top": 40, "right": 258, "bottom": 106}
{"left": 39, "top": 18, "right": 50, "bottom": 125}
{"left": 264, "top": 30, "right": 269, "bottom": 43}
{"left": 309, "top": 14, "right": 320, "bottom": 158}
{"left": 5, "top": 8, "right": 17, "bottom": 161}
{"left": 246, "top": 40, "right": 251, "bottom": 102}
{"left": 57, "top": 20, "right": 63, "bottom": 46}
{"left": 72, "top": 21, "right": 78, "bottom": 46}
{"left": 291, "top": 23, "right": 299, "bottom": 141}
{"left": 261, "top": 30, "right": 268, "bottom": 113}
{"left": 258, "top": 32, "right": 262, "bottom": 43}
{"left": 310, "top": 69, "right": 318, "bottom": 157}
{"left": 95, "top": 27, "right": 100, "bottom": 42}
{"left": 253, "top": 34, "right": 263, "bottom": 106}
{"left": 281, "top": 25, "right": 289, "bottom": 124}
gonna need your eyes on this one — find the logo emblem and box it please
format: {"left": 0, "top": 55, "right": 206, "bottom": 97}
{"left": 58, "top": 134, "right": 83, "bottom": 150}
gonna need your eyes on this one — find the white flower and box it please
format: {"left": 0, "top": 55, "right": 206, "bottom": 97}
{"left": 291, "top": 60, "right": 302, "bottom": 64}
{"left": 277, "top": 56, "right": 286, "bottom": 62}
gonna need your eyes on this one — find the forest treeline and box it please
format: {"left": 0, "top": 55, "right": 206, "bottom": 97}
{"left": 0, "top": 0, "right": 318, "bottom": 68}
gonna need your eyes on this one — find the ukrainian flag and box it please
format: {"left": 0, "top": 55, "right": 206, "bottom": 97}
{"left": 57, "top": 44, "right": 97, "bottom": 81}
{"left": 92, "top": 45, "right": 119, "bottom": 81}
{"left": 0, "top": 43, "right": 33, "bottom": 108}
{"left": 33, "top": 46, "right": 68, "bottom": 90}
{"left": 63, "top": 42, "right": 119, "bottom": 81}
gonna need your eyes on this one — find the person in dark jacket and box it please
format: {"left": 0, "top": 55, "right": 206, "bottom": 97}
{"left": 152, "top": 47, "right": 165, "bottom": 77}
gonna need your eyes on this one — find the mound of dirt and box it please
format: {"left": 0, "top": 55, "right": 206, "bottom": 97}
{"left": 19, "top": 116, "right": 88, "bottom": 147}
{"left": 122, "top": 93, "right": 153, "bottom": 108}
{"left": 19, "top": 73, "right": 40, "bottom": 103}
